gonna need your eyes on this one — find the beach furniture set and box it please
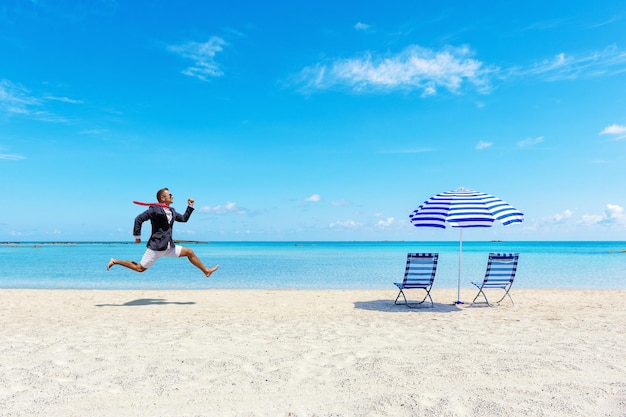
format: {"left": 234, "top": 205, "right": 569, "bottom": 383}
{"left": 393, "top": 252, "right": 519, "bottom": 308}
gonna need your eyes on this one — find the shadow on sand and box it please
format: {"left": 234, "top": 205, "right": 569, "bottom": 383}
{"left": 354, "top": 299, "right": 462, "bottom": 313}
{"left": 95, "top": 298, "right": 196, "bottom": 307}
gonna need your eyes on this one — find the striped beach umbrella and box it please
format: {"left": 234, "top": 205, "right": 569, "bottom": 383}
{"left": 409, "top": 188, "right": 524, "bottom": 304}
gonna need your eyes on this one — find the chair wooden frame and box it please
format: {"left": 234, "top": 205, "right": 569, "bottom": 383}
{"left": 394, "top": 253, "right": 438, "bottom": 308}
{"left": 471, "top": 253, "right": 519, "bottom": 306}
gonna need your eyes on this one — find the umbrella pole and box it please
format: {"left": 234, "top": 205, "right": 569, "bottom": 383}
{"left": 455, "top": 229, "right": 464, "bottom": 304}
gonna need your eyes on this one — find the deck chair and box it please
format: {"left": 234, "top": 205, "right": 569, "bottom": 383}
{"left": 471, "top": 253, "right": 519, "bottom": 306}
{"left": 394, "top": 253, "right": 438, "bottom": 308}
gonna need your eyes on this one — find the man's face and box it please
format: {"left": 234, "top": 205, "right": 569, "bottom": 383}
{"left": 161, "top": 190, "right": 174, "bottom": 205}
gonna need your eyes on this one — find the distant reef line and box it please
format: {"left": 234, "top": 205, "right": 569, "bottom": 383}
{"left": 1, "top": 240, "right": 209, "bottom": 246}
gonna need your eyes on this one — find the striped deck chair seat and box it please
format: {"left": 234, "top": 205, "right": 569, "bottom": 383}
{"left": 394, "top": 253, "right": 438, "bottom": 308}
{"left": 471, "top": 253, "right": 519, "bottom": 306}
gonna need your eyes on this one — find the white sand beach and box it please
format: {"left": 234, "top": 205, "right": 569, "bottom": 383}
{"left": 1, "top": 288, "right": 625, "bottom": 416}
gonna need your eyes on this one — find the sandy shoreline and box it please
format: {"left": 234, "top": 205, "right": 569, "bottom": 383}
{"left": 1, "top": 288, "right": 625, "bottom": 416}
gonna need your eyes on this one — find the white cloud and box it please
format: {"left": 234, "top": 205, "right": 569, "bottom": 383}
{"left": 354, "top": 22, "right": 371, "bottom": 30}
{"left": 0, "top": 146, "right": 25, "bottom": 160}
{"left": 517, "top": 136, "right": 544, "bottom": 148}
{"left": 376, "top": 217, "right": 394, "bottom": 227}
{"left": 604, "top": 204, "right": 626, "bottom": 224}
{"left": 332, "top": 199, "right": 349, "bottom": 207}
{"left": 475, "top": 140, "right": 493, "bottom": 150}
{"left": 295, "top": 44, "right": 626, "bottom": 96}
{"left": 599, "top": 124, "right": 626, "bottom": 135}
{"left": 0, "top": 79, "right": 40, "bottom": 116}
{"left": 580, "top": 204, "right": 626, "bottom": 226}
{"left": 296, "top": 44, "right": 495, "bottom": 95}
{"left": 199, "top": 202, "right": 247, "bottom": 215}
{"left": 305, "top": 194, "right": 321, "bottom": 202}
{"left": 43, "top": 95, "right": 83, "bottom": 104}
{"left": 588, "top": 15, "right": 623, "bottom": 29}
{"left": 552, "top": 209, "right": 574, "bottom": 223}
{"left": 0, "top": 79, "right": 78, "bottom": 122}
{"left": 511, "top": 45, "right": 626, "bottom": 81}
{"left": 600, "top": 124, "right": 626, "bottom": 140}
{"left": 167, "top": 36, "right": 227, "bottom": 81}
{"left": 329, "top": 219, "right": 362, "bottom": 229}
{"left": 0, "top": 153, "right": 25, "bottom": 160}
{"left": 580, "top": 213, "right": 604, "bottom": 226}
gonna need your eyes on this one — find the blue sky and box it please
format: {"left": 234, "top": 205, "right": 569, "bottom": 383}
{"left": 1, "top": 0, "right": 625, "bottom": 242}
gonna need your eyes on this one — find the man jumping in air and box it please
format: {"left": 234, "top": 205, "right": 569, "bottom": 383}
{"left": 107, "top": 187, "right": 219, "bottom": 277}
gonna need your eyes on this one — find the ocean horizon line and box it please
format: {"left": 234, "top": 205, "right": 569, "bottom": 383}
{"left": 3, "top": 239, "right": 626, "bottom": 245}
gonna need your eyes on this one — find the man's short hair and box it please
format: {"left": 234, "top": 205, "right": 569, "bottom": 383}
{"left": 156, "top": 187, "right": 169, "bottom": 202}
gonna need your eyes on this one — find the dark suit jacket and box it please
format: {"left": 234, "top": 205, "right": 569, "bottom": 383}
{"left": 133, "top": 205, "right": 194, "bottom": 251}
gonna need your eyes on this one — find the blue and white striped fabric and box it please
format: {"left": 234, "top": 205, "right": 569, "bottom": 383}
{"left": 409, "top": 188, "right": 524, "bottom": 228}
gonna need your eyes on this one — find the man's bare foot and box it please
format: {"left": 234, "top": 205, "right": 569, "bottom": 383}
{"left": 205, "top": 264, "right": 219, "bottom": 278}
{"left": 107, "top": 258, "right": 116, "bottom": 270}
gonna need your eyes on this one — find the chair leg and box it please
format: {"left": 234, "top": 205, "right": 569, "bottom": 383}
{"left": 424, "top": 290, "right": 434, "bottom": 308}
{"left": 394, "top": 290, "right": 408, "bottom": 305}
{"left": 473, "top": 286, "right": 514, "bottom": 307}
{"left": 495, "top": 288, "right": 514, "bottom": 306}
{"left": 471, "top": 286, "right": 490, "bottom": 306}
{"left": 395, "top": 289, "right": 433, "bottom": 308}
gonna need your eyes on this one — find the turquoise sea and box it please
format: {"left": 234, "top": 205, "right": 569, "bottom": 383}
{"left": 1, "top": 241, "right": 625, "bottom": 290}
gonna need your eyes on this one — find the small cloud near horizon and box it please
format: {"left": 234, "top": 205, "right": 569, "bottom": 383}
{"left": 475, "top": 140, "right": 493, "bottom": 150}
{"left": 199, "top": 201, "right": 247, "bottom": 215}
{"left": 332, "top": 199, "right": 349, "bottom": 207}
{"left": 551, "top": 209, "right": 574, "bottom": 223}
{"left": 517, "top": 136, "right": 544, "bottom": 148}
{"left": 600, "top": 123, "right": 626, "bottom": 140}
{"left": 305, "top": 194, "right": 321, "bottom": 202}
{"left": 580, "top": 204, "right": 625, "bottom": 226}
{"left": 376, "top": 217, "right": 395, "bottom": 227}
{"left": 329, "top": 219, "right": 362, "bottom": 229}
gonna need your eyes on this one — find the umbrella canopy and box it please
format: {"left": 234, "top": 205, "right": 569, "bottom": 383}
{"left": 409, "top": 188, "right": 524, "bottom": 304}
{"left": 409, "top": 188, "right": 524, "bottom": 229}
